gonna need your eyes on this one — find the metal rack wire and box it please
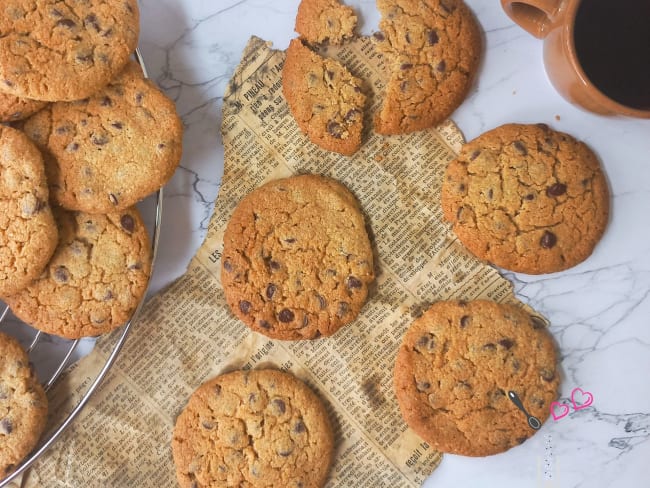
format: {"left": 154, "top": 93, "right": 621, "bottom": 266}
{"left": 0, "top": 49, "right": 163, "bottom": 488}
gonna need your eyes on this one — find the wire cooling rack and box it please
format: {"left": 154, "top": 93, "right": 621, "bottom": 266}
{"left": 0, "top": 49, "right": 163, "bottom": 488}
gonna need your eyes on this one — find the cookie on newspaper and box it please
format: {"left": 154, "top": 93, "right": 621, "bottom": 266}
{"left": 172, "top": 369, "right": 334, "bottom": 488}
{"left": 0, "top": 92, "right": 47, "bottom": 122}
{"left": 5, "top": 206, "right": 151, "bottom": 339}
{"left": 441, "top": 123, "right": 609, "bottom": 274}
{"left": 0, "top": 125, "right": 58, "bottom": 297}
{"left": 394, "top": 300, "right": 559, "bottom": 456}
{"left": 283, "top": 39, "right": 366, "bottom": 156}
{"left": 295, "top": 0, "right": 358, "bottom": 45}
{"left": 0, "top": 332, "right": 48, "bottom": 478}
{"left": 372, "top": 0, "right": 482, "bottom": 134}
{"left": 22, "top": 61, "right": 183, "bottom": 213}
{"left": 221, "top": 174, "right": 374, "bottom": 340}
{"left": 0, "top": 0, "right": 139, "bottom": 101}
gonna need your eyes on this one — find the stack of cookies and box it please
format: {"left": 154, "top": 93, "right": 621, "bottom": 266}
{"left": 0, "top": 0, "right": 184, "bottom": 341}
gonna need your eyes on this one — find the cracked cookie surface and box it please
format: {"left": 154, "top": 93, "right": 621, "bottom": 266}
{"left": 0, "top": 92, "right": 47, "bottom": 122}
{"left": 0, "top": 125, "right": 58, "bottom": 297}
{"left": 394, "top": 300, "right": 559, "bottom": 456}
{"left": 441, "top": 123, "right": 609, "bottom": 274}
{"left": 172, "top": 369, "right": 334, "bottom": 488}
{"left": 373, "top": 0, "right": 481, "bottom": 134}
{"left": 0, "top": 0, "right": 139, "bottom": 102}
{"left": 5, "top": 206, "right": 151, "bottom": 339}
{"left": 221, "top": 175, "right": 374, "bottom": 340}
{"left": 295, "top": 0, "right": 357, "bottom": 45}
{"left": 0, "top": 332, "right": 48, "bottom": 478}
{"left": 282, "top": 39, "right": 366, "bottom": 156}
{"left": 21, "top": 61, "right": 183, "bottom": 213}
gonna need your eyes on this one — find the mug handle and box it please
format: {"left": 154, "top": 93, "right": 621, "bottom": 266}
{"left": 500, "top": 0, "right": 561, "bottom": 39}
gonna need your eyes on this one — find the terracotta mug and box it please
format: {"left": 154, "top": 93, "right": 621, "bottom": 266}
{"left": 501, "top": 0, "right": 650, "bottom": 118}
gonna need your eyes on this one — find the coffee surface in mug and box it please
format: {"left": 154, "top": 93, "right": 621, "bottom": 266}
{"left": 574, "top": 0, "right": 650, "bottom": 110}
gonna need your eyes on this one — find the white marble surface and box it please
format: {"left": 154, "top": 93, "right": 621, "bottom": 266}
{"left": 6, "top": 1, "right": 650, "bottom": 486}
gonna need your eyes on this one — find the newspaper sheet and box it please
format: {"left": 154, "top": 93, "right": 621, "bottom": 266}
{"left": 21, "top": 36, "right": 522, "bottom": 487}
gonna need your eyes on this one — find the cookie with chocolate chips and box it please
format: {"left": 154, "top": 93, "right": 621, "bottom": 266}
{"left": 295, "top": 0, "right": 358, "bottom": 45}
{"left": 221, "top": 174, "right": 374, "bottom": 340}
{"left": 172, "top": 369, "right": 334, "bottom": 488}
{"left": 21, "top": 61, "right": 183, "bottom": 213}
{"left": 0, "top": 332, "right": 48, "bottom": 478}
{"left": 394, "top": 300, "right": 559, "bottom": 456}
{"left": 0, "top": 92, "right": 47, "bottom": 122}
{"left": 282, "top": 38, "right": 366, "bottom": 156}
{"left": 4, "top": 206, "right": 151, "bottom": 339}
{"left": 0, "top": 125, "right": 58, "bottom": 297}
{"left": 441, "top": 123, "right": 609, "bottom": 274}
{"left": 372, "top": 0, "right": 482, "bottom": 134}
{"left": 0, "top": 0, "right": 139, "bottom": 101}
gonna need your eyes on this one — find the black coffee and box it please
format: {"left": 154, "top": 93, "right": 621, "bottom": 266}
{"left": 574, "top": 0, "right": 650, "bottom": 109}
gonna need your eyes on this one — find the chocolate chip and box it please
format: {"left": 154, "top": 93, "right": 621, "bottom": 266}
{"left": 416, "top": 381, "right": 430, "bottom": 391}
{"left": 76, "top": 53, "right": 93, "bottom": 63}
{"left": 101, "top": 28, "right": 113, "bottom": 38}
{"left": 269, "top": 260, "right": 281, "bottom": 271}
{"left": 327, "top": 71, "right": 335, "bottom": 80}
{"left": 67, "top": 142, "right": 79, "bottom": 152}
{"left": 488, "top": 189, "right": 494, "bottom": 199}
{"left": 84, "top": 14, "right": 100, "bottom": 31}
{"left": 440, "top": 0, "right": 456, "bottom": 14}
{"left": 278, "top": 309, "right": 295, "bottom": 322}
{"left": 546, "top": 183, "right": 567, "bottom": 197}
{"left": 109, "top": 193, "right": 118, "bottom": 206}
{"left": 223, "top": 260, "right": 233, "bottom": 272}
{"left": 284, "top": 238, "right": 296, "bottom": 244}
{"left": 214, "top": 384, "right": 222, "bottom": 396}
{"left": 266, "top": 283, "right": 276, "bottom": 300}
{"left": 525, "top": 193, "right": 535, "bottom": 200}
{"left": 55, "top": 126, "right": 68, "bottom": 134}
{"left": 278, "top": 447, "right": 294, "bottom": 457}
{"left": 498, "top": 339, "right": 514, "bottom": 349}
{"left": 327, "top": 120, "right": 343, "bottom": 138}
{"left": 57, "top": 18, "right": 76, "bottom": 28}
{"left": 531, "top": 316, "right": 545, "bottom": 329}
{"left": 428, "top": 30, "right": 439, "bottom": 45}
{"left": 345, "top": 108, "right": 361, "bottom": 122}
{"left": 135, "top": 92, "right": 144, "bottom": 104}
{"left": 437, "top": 60, "right": 446, "bottom": 72}
{"left": 540, "top": 231, "right": 557, "bottom": 249}
{"left": 517, "top": 437, "right": 527, "bottom": 445}
{"left": 469, "top": 150, "right": 481, "bottom": 160}
{"left": 460, "top": 315, "right": 470, "bottom": 328}
{"left": 271, "top": 398, "right": 286, "bottom": 414}
{"left": 400, "top": 80, "right": 409, "bottom": 92}
{"left": 51, "top": 8, "right": 63, "bottom": 17}
{"left": 540, "top": 368, "right": 555, "bottom": 381}
{"left": 3, "top": 80, "right": 14, "bottom": 88}
{"left": 0, "top": 418, "right": 12, "bottom": 435}
{"left": 405, "top": 32, "right": 411, "bottom": 43}
{"left": 103, "top": 290, "right": 113, "bottom": 301}
{"left": 128, "top": 262, "right": 142, "bottom": 270}
{"left": 301, "top": 315, "right": 309, "bottom": 328}
{"left": 346, "top": 276, "right": 362, "bottom": 289}
{"left": 201, "top": 420, "right": 214, "bottom": 430}
{"left": 120, "top": 214, "right": 135, "bottom": 233}
{"left": 100, "top": 96, "right": 112, "bottom": 107}
{"left": 293, "top": 420, "right": 306, "bottom": 433}
{"left": 373, "top": 31, "right": 385, "bottom": 41}
{"left": 458, "top": 183, "right": 465, "bottom": 192}
{"left": 415, "top": 334, "right": 436, "bottom": 352}
{"left": 111, "top": 122, "right": 123, "bottom": 130}
{"left": 157, "top": 143, "right": 166, "bottom": 150}
{"left": 400, "top": 63, "right": 413, "bottom": 70}
{"left": 514, "top": 140, "right": 527, "bottom": 155}
{"left": 336, "top": 302, "right": 349, "bottom": 318}
{"left": 482, "top": 343, "right": 496, "bottom": 351}
{"left": 92, "top": 134, "right": 109, "bottom": 145}
{"left": 239, "top": 301, "right": 252, "bottom": 314}
{"left": 317, "top": 295, "right": 327, "bottom": 309}
{"left": 259, "top": 320, "right": 271, "bottom": 330}
{"left": 53, "top": 266, "right": 70, "bottom": 283}
{"left": 512, "top": 359, "right": 521, "bottom": 371}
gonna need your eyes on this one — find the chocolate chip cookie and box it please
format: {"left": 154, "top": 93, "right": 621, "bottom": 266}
{"left": 295, "top": 0, "right": 358, "bottom": 45}
{"left": 0, "top": 0, "right": 139, "bottom": 101}
{"left": 394, "top": 300, "right": 559, "bottom": 456}
{"left": 0, "top": 92, "right": 47, "bottom": 122}
{"left": 4, "top": 206, "right": 152, "bottom": 339}
{"left": 172, "top": 369, "right": 334, "bottom": 488}
{"left": 0, "top": 125, "right": 58, "bottom": 297}
{"left": 441, "top": 123, "right": 610, "bottom": 274}
{"left": 22, "top": 61, "right": 183, "bottom": 213}
{"left": 221, "top": 175, "right": 374, "bottom": 340}
{"left": 372, "top": 0, "right": 482, "bottom": 134}
{"left": 282, "top": 38, "right": 366, "bottom": 156}
{"left": 0, "top": 332, "right": 48, "bottom": 478}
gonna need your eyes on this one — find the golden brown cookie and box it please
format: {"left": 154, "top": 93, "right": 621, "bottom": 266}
{"left": 0, "top": 0, "right": 139, "bottom": 101}
{"left": 283, "top": 39, "right": 366, "bottom": 156}
{"left": 0, "top": 332, "right": 48, "bottom": 478}
{"left": 5, "top": 206, "right": 152, "bottom": 339}
{"left": 441, "top": 123, "right": 610, "bottom": 274}
{"left": 295, "top": 0, "right": 358, "bottom": 45}
{"left": 172, "top": 369, "right": 334, "bottom": 488}
{"left": 221, "top": 175, "right": 374, "bottom": 340}
{"left": 0, "top": 92, "right": 47, "bottom": 122}
{"left": 394, "top": 300, "right": 559, "bottom": 457}
{"left": 373, "top": 0, "right": 482, "bottom": 134}
{"left": 21, "top": 61, "right": 183, "bottom": 213}
{"left": 0, "top": 125, "right": 58, "bottom": 298}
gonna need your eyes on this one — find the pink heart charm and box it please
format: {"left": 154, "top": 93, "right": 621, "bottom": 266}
{"left": 550, "top": 401, "right": 570, "bottom": 420}
{"left": 571, "top": 387, "right": 594, "bottom": 410}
